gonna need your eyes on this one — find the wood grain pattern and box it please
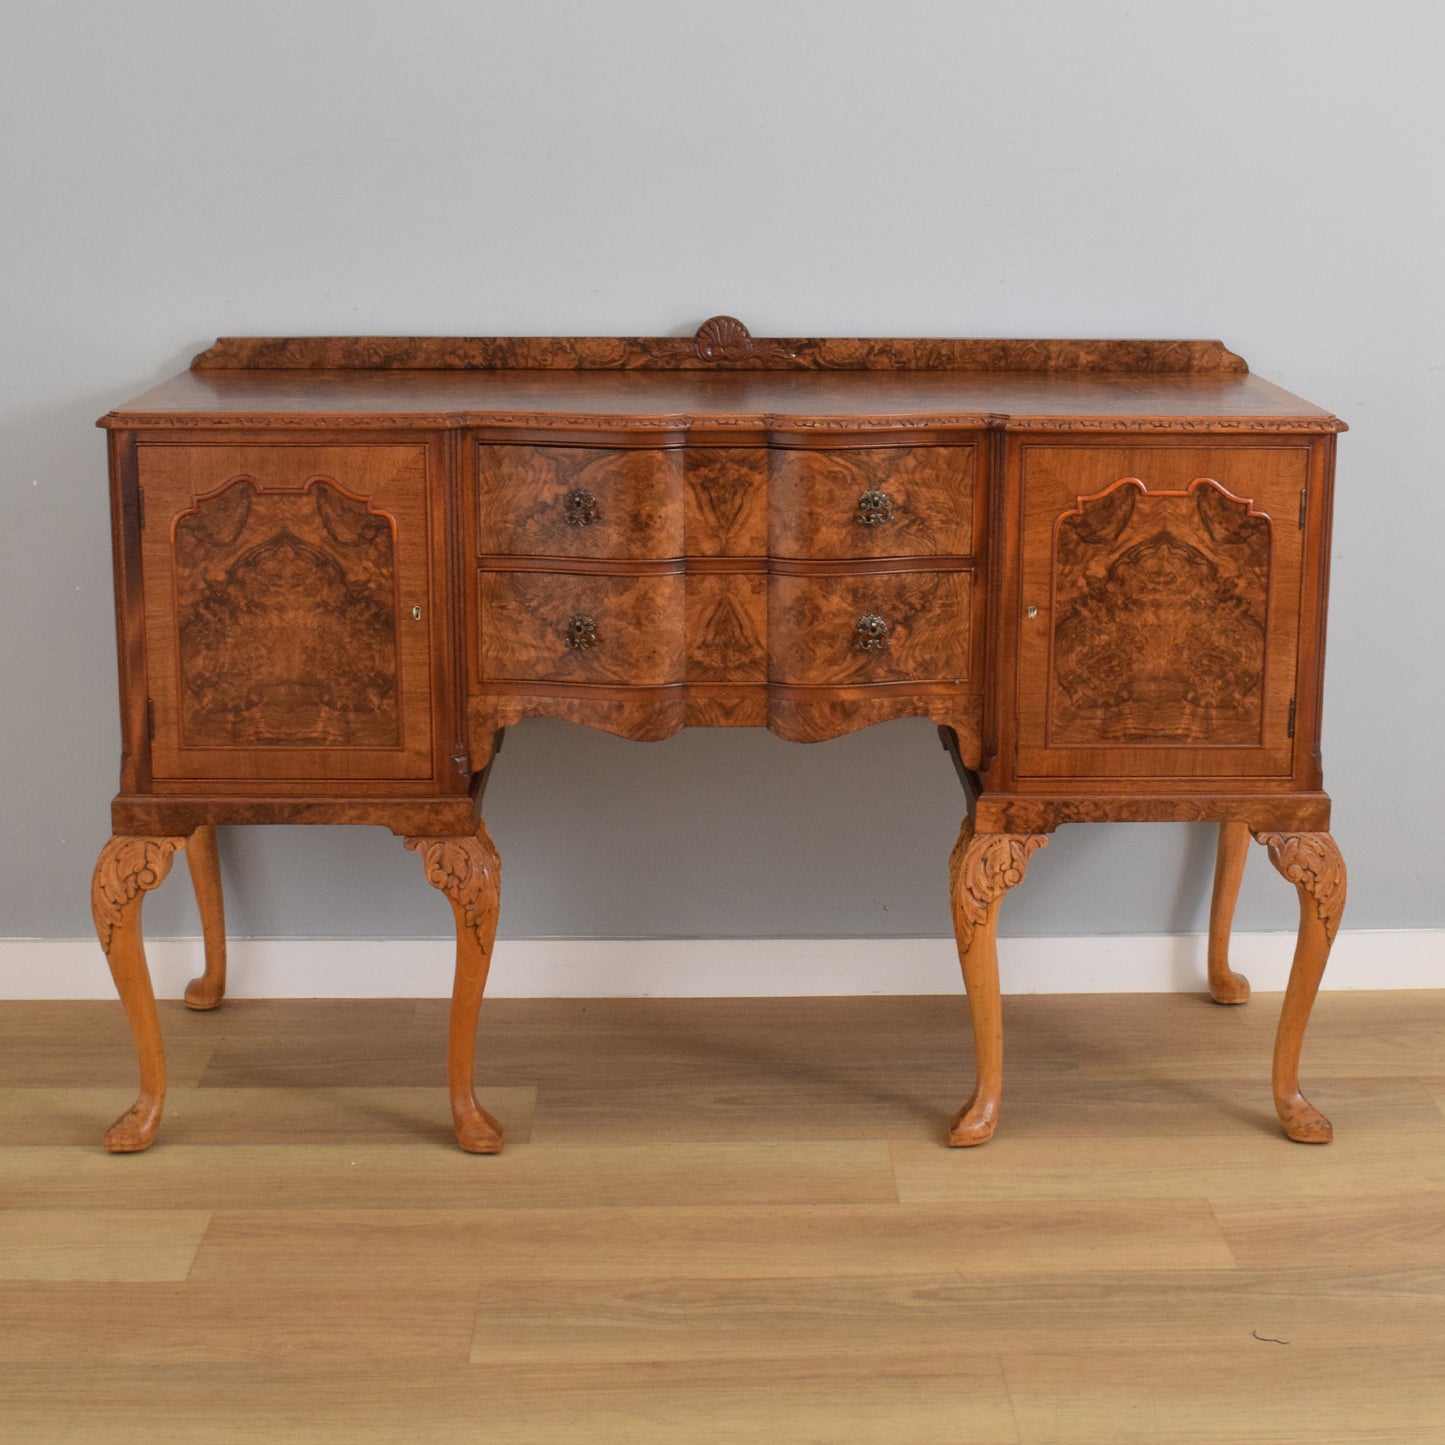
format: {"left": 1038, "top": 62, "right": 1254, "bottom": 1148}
{"left": 0, "top": 1211, "right": 210, "bottom": 1282}
{"left": 11, "top": 992, "right": 1442, "bottom": 1440}
{"left": 1011, "top": 441, "right": 1309, "bottom": 782}
{"left": 1050, "top": 478, "right": 1269, "bottom": 744}
{"left": 767, "top": 685, "right": 983, "bottom": 758}
{"left": 478, "top": 571, "right": 685, "bottom": 686}
{"left": 685, "top": 574, "right": 767, "bottom": 682}
{"left": 477, "top": 444, "right": 685, "bottom": 559}
{"left": 770, "top": 445, "right": 975, "bottom": 558}
{"left": 191, "top": 321, "right": 1249, "bottom": 373}
{"left": 682, "top": 448, "right": 768, "bottom": 555}
{"left": 769, "top": 571, "right": 971, "bottom": 685}
{"left": 137, "top": 443, "right": 441, "bottom": 784}
{"left": 172, "top": 478, "right": 401, "bottom": 747}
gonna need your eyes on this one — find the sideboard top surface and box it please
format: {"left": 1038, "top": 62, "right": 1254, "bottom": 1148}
{"left": 100, "top": 321, "right": 1343, "bottom": 434}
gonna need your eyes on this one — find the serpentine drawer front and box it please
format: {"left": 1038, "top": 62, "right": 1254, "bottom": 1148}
{"left": 92, "top": 317, "right": 1348, "bottom": 1157}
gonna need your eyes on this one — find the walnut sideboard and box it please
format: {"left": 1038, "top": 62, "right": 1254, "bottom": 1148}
{"left": 92, "top": 317, "right": 1347, "bottom": 1153}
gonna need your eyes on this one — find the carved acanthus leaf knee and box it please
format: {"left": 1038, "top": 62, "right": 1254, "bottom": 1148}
{"left": 1253, "top": 831, "right": 1346, "bottom": 942}
{"left": 92, "top": 837, "right": 187, "bottom": 950}
{"left": 405, "top": 833, "right": 500, "bottom": 943}
{"left": 950, "top": 823, "right": 1048, "bottom": 953}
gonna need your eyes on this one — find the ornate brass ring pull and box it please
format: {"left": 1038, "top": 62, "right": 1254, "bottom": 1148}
{"left": 563, "top": 613, "right": 599, "bottom": 651}
{"left": 856, "top": 614, "right": 889, "bottom": 651}
{"left": 856, "top": 488, "right": 894, "bottom": 526}
{"left": 563, "top": 488, "right": 598, "bottom": 526}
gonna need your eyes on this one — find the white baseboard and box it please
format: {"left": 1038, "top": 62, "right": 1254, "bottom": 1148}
{"left": 0, "top": 930, "right": 1437, "bottom": 1000}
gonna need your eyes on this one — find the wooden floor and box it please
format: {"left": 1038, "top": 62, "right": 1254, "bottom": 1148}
{"left": 2, "top": 988, "right": 1444, "bottom": 1443}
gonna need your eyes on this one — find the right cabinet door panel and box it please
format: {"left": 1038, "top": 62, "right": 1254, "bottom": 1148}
{"left": 1012, "top": 442, "right": 1310, "bottom": 782}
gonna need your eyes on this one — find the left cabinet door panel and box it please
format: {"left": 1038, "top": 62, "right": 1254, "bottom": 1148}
{"left": 137, "top": 443, "right": 441, "bottom": 783}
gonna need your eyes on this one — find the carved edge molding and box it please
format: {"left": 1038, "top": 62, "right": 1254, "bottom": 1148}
{"left": 92, "top": 836, "right": 186, "bottom": 951}
{"left": 188, "top": 325, "right": 1250, "bottom": 375}
{"left": 950, "top": 824, "right": 1049, "bottom": 953}
{"left": 1254, "top": 831, "right": 1347, "bottom": 944}
{"left": 406, "top": 833, "right": 500, "bottom": 943}
{"left": 97, "top": 411, "right": 1345, "bottom": 434}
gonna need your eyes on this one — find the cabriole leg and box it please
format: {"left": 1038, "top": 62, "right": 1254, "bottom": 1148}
{"left": 92, "top": 834, "right": 187, "bottom": 1152}
{"left": 1255, "top": 830, "right": 1346, "bottom": 1144}
{"left": 183, "top": 824, "right": 228, "bottom": 1010}
{"left": 947, "top": 821, "right": 1048, "bottom": 1147}
{"left": 407, "top": 823, "right": 505, "bottom": 1154}
{"left": 1207, "top": 820, "right": 1251, "bottom": 1004}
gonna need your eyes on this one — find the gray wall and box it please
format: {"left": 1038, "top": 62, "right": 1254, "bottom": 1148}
{"left": 2, "top": 0, "right": 1440, "bottom": 943}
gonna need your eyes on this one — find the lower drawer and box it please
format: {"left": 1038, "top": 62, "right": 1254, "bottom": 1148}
{"left": 478, "top": 571, "right": 685, "bottom": 686}
{"left": 769, "top": 570, "right": 972, "bottom": 685}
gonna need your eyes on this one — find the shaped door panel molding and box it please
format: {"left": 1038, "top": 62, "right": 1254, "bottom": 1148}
{"left": 1012, "top": 443, "right": 1309, "bottom": 782}
{"left": 137, "top": 443, "right": 442, "bottom": 784}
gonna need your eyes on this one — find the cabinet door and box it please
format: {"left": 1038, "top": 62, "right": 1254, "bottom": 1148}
{"left": 137, "top": 443, "right": 440, "bottom": 783}
{"left": 1012, "top": 442, "right": 1309, "bottom": 782}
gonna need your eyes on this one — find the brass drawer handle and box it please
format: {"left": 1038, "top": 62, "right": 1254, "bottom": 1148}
{"left": 856, "top": 614, "right": 889, "bottom": 651}
{"left": 563, "top": 614, "right": 599, "bottom": 651}
{"left": 563, "top": 488, "right": 598, "bottom": 526}
{"left": 856, "top": 488, "right": 894, "bottom": 526}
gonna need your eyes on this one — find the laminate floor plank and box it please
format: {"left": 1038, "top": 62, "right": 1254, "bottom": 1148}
{"left": 0, "top": 1210, "right": 209, "bottom": 1282}
{"left": 529, "top": 1074, "right": 1439, "bottom": 1145}
{"left": 0, "top": 1085, "right": 534, "bottom": 1147}
{"left": 0, "top": 1139, "right": 895, "bottom": 1211}
{"left": 1214, "top": 1193, "right": 1445, "bottom": 1271}
{"left": 0, "top": 992, "right": 1439, "bottom": 1441}
{"left": 181, "top": 1199, "right": 1234, "bottom": 1287}
{"left": 0, "top": 1000, "right": 218, "bottom": 1089}
{"left": 890, "top": 1122, "right": 1445, "bottom": 1206}
{"left": 0, "top": 1280, "right": 480, "bottom": 1365}
{"left": 1000, "top": 1344, "right": 1445, "bottom": 1444}
{"left": 0, "top": 1359, "right": 1021, "bottom": 1445}
{"left": 467, "top": 1265, "right": 1445, "bottom": 1365}
{"left": 197, "top": 1000, "right": 439, "bottom": 1087}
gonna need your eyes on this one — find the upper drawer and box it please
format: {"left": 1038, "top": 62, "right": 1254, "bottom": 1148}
{"left": 770, "top": 445, "right": 976, "bottom": 559}
{"left": 477, "top": 444, "right": 685, "bottom": 559}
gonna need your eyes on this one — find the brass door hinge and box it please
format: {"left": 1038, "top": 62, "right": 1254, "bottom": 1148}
{"left": 1287, "top": 697, "right": 1296, "bottom": 738}
{"left": 1298, "top": 489, "right": 1307, "bottom": 529}
{"left": 146, "top": 698, "right": 155, "bottom": 740}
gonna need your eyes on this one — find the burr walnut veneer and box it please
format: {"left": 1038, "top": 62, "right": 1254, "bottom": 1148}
{"left": 92, "top": 318, "right": 1347, "bottom": 1154}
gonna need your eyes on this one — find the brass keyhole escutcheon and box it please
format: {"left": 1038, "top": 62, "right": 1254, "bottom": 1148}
{"left": 412, "top": 605, "right": 423, "bottom": 621}
{"left": 564, "top": 613, "right": 599, "bottom": 651}
{"left": 1025, "top": 605, "right": 1038, "bottom": 620}
{"left": 563, "top": 488, "right": 598, "bottom": 526}
{"left": 856, "top": 614, "right": 889, "bottom": 651}
{"left": 856, "top": 489, "right": 895, "bottom": 526}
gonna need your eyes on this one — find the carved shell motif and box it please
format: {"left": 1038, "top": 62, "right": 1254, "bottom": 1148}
{"left": 645, "top": 316, "right": 798, "bottom": 365}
